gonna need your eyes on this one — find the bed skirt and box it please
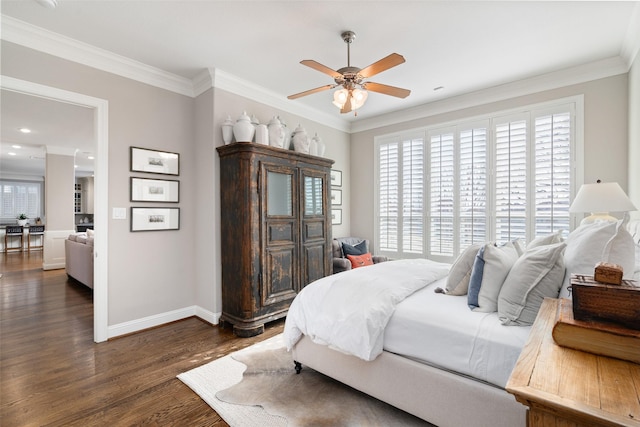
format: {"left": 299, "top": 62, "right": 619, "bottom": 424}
{"left": 292, "top": 335, "right": 526, "bottom": 427}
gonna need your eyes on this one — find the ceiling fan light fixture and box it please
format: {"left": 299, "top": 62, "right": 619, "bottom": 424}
{"left": 332, "top": 88, "right": 368, "bottom": 111}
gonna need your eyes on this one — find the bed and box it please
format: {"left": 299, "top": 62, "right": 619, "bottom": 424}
{"left": 283, "top": 218, "right": 640, "bottom": 427}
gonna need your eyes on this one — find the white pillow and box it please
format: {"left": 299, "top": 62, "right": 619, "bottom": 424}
{"left": 498, "top": 242, "right": 566, "bottom": 326}
{"left": 527, "top": 230, "right": 563, "bottom": 250}
{"left": 86, "top": 228, "right": 95, "bottom": 238}
{"left": 444, "top": 244, "right": 481, "bottom": 295}
{"left": 468, "top": 241, "right": 520, "bottom": 312}
{"left": 560, "top": 218, "right": 635, "bottom": 298}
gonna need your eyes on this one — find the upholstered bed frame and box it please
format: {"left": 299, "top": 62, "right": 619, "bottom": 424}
{"left": 292, "top": 335, "right": 526, "bottom": 427}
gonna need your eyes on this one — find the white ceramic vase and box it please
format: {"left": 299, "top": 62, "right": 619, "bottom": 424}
{"left": 221, "top": 115, "right": 234, "bottom": 145}
{"left": 312, "top": 133, "right": 325, "bottom": 157}
{"left": 291, "top": 124, "right": 310, "bottom": 154}
{"left": 233, "top": 111, "right": 255, "bottom": 142}
{"left": 255, "top": 124, "right": 269, "bottom": 145}
{"left": 268, "top": 116, "right": 285, "bottom": 148}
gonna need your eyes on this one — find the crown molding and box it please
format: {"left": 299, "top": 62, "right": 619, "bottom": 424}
{"left": 1, "top": 15, "right": 194, "bottom": 97}
{"left": 206, "top": 68, "right": 351, "bottom": 133}
{"left": 351, "top": 56, "right": 628, "bottom": 134}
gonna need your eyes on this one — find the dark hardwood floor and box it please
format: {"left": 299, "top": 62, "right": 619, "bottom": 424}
{"left": 0, "top": 251, "right": 284, "bottom": 426}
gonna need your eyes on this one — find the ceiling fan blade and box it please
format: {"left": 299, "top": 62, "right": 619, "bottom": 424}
{"left": 358, "top": 53, "right": 406, "bottom": 78}
{"left": 300, "top": 60, "right": 342, "bottom": 79}
{"left": 287, "top": 84, "right": 334, "bottom": 100}
{"left": 364, "top": 82, "right": 411, "bottom": 98}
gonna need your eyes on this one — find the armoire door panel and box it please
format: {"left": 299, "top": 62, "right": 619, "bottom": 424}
{"left": 263, "top": 247, "right": 297, "bottom": 306}
{"left": 303, "top": 220, "right": 325, "bottom": 241}
{"left": 267, "top": 222, "right": 295, "bottom": 244}
{"left": 303, "top": 243, "right": 328, "bottom": 285}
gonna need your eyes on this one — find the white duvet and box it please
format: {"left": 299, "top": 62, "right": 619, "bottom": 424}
{"left": 284, "top": 258, "right": 450, "bottom": 361}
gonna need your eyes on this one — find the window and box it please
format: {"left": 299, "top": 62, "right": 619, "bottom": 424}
{"left": 0, "top": 180, "right": 43, "bottom": 222}
{"left": 375, "top": 99, "right": 578, "bottom": 262}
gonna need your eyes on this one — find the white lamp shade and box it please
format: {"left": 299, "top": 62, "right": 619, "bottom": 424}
{"left": 569, "top": 182, "right": 637, "bottom": 214}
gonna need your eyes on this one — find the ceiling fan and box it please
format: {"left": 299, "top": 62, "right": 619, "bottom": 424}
{"left": 288, "top": 31, "right": 411, "bottom": 114}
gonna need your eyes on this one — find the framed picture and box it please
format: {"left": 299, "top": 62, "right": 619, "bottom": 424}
{"left": 130, "top": 177, "right": 180, "bottom": 202}
{"left": 331, "top": 189, "right": 342, "bottom": 206}
{"left": 130, "top": 146, "right": 180, "bottom": 176}
{"left": 131, "top": 207, "right": 180, "bottom": 231}
{"left": 330, "top": 169, "right": 342, "bottom": 187}
{"left": 331, "top": 209, "right": 342, "bottom": 225}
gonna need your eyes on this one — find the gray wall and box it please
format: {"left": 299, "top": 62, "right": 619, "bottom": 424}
{"left": 1, "top": 41, "right": 351, "bottom": 331}
{"left": 629, "top": 53, "right": 640, "bottom": 220}
{"left": 349, "top": 74, "right": 630, "bottom": 250}
{"left": 2, "top": 40, "right": 197, "bottom": 326}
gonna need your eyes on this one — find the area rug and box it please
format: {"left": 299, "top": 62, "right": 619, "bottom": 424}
{"left": 178, "top": 334, "right": 432, "bottom": 426}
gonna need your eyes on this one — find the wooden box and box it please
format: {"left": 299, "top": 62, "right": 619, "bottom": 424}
{"left": 593, "top": 261, "right": 623, "bottom": 285}
{"left": 571, "top": 274, "right": 640, "bottom": 330}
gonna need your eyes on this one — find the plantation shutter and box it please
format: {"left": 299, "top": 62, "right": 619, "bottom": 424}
{"left": 458, "top": 127, "right": 488, "bottom": 250}
{"left": 533, "top": 111, "right": 571, "bottom": 236}
{"left": 378, "top": 141, "right": 399, "bottom": 251}
{"left": 494, "top": 119, "right": 527, "bottom": 243}
{"left": 403, "top": 138, "right": 424, "bottom": 253}
{"left": 429, "top": 132, "right": 454, "bottom": 256}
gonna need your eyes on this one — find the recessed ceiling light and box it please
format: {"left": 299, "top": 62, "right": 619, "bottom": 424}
{"left": 8, "top": 152, "right": 17, "bottom": 156}
{"left": 19, "top": 128, "right": 32, "bottom": 134}
{"left": 12, "top": 145, "right": 22, "bottom": 149}
{"left": 88, "top": 156, "right": 95, "bottom": 160}
{"left": 74, "top": 165, "right": 78, "bottom": 168}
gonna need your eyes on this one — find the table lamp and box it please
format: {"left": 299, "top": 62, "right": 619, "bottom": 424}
{"left": 569, "top": 180, "right": 637, "bottom": 225}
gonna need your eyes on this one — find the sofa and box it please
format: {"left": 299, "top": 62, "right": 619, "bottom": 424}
{"left": 332, "top": 237, "right": 388, "bottom": 274}
{"left": 65, "top": 232, "right": 94, "bottom": 289}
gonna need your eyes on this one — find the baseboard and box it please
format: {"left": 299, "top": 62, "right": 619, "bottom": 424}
{"left": 195, "top": 306, "right": 222, "bottom": 325}
{"left": 107, "top": 305, "right": 222, "bottom": 339}
{"left": 43, "top": 262, "right": 66, "bottom": 271}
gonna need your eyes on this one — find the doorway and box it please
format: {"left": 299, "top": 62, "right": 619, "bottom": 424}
{"left": 1, "top": 76, "right": 109, "bottom": 342}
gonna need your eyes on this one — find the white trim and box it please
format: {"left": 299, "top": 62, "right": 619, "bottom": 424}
{"left": 195, "top": 306, "right": 222, "bottom": 325}
{"left": 108, "top": 306, "right": 196, "bottom": 339}
{"left": 107, "top": 305, "right": 221, "bottom": 339}
{"left": 1, "top": 15, "right": 194, "bottom": 97}
{"left": 352, "top": 57, "right": 627, "bottom": 134}
{"left": 1, "top": 75, "right": 110, "bottom": 344}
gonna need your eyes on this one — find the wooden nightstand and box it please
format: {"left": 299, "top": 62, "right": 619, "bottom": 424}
{"left": 506, "top": 298, "right": 640, "bottom": 427}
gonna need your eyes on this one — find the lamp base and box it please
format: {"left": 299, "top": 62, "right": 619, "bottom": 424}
{"left": 580, "top": 213, "right": 618, "bottom": 225}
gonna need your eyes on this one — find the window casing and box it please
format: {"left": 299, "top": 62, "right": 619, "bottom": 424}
{"left": 375, "top": 99, "right": 579, "bottom": 263}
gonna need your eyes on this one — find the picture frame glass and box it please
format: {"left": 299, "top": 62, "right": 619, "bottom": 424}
{"left": 131, "top": 207, "right": 180, "bottom": 231}
{"left": 131, "top": 177, "right": 179, "bottom": 202}
{"left": 130, "top": 147, "right": 180, "bottom": 176}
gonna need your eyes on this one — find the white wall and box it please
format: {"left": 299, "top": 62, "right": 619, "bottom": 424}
{"left": 350, "top": 74, "right": 630, "bottom": 250}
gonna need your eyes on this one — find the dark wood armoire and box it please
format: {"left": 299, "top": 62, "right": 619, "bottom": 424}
{"left": 216, "top": 142, "right": 334, "bottom": 337}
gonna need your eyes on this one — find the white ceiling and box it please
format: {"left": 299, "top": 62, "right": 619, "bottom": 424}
{"left": 1, "top": 1, "right": 639, "bottom": 175}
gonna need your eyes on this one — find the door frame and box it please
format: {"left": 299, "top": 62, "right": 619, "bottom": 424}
{"left": 1, "top": 76, "right": 109, "bottom": 342}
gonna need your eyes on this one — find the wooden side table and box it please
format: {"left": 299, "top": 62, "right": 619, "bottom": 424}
{"left": 506, "top": 298, "right": 640, "bottom": 427}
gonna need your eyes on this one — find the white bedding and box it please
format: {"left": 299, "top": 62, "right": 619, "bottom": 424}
{"left": 384, "top": 276, "right": 531, "bottom": 388}
{"left": 284, "top": 258, "right": 450, "bottom": 361}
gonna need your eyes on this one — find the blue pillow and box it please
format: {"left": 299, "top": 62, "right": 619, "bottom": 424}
{"left": 342, "top": 240, "right": 367, "bottom": 256}
{"left": 467, "top": 246, "right": 486, "bottom": 309}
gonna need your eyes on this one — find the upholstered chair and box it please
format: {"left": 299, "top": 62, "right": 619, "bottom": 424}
{"left": 332, "top": 237, "right": 389, "bottom": 274}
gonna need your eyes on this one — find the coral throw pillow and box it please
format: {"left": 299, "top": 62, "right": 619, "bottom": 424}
{"left": 347, "top": 253, "right": 374, "bottom": 269}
